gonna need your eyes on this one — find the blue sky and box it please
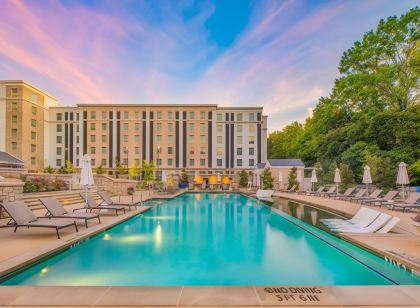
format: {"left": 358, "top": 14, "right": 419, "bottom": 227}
{"left": 0, "top": 0, "right": 417, "bottom": 131}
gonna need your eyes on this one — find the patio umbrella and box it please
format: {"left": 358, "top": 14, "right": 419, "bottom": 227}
{"left": 161, "top": 170, "right": 167, "bottom": 184}
{"left": 278, "top": 172, "right": 283, "bottom": 190}
{"left": 362, "top": 165, "right": 372, "bottom": 196}
{"left": 217, "top": 173, "right": 221, "bottom": 183}
{"left": 396, "top": 162, "right": 410, "bottom": 199}
{"left": 310, "top": 169, "right": 318, "bottom": 191}
{"left": 80, "top": 154, "right": 94, "bottom": 205}
{"left": 334, "top": 168, "right": 341, "bottom": 194}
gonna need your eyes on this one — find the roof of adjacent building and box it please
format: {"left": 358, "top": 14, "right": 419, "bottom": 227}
{"left": 256, "top": 159, "right": 305, "bottom": 169}
{"left": 0, "top": 151, "right": 24, "bottom": 166}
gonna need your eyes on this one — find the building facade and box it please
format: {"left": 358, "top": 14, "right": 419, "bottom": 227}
{"left": 0, "top": 81, "right": 268, "bottom": 175}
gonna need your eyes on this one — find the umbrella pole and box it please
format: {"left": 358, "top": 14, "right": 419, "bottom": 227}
{"left": 402, "top": 184, "right": 405, "bottom": 200}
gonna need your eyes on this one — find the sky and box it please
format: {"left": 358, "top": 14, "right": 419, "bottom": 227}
{"left": 0, "top": 0, "right": 417, "bottom": 132}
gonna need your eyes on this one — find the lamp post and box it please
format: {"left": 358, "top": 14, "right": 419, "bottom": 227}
{"left": 157, "top": 145, "right": 161, "bottom": 181}
{"left": 124, "top": 147, "right": 129, "bottom": 178}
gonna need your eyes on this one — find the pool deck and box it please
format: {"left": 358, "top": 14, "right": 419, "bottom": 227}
{"left": 0, "top": 190, "right": 419, "bottom": 307}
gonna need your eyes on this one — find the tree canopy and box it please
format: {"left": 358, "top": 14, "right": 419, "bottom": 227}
{"left": 268, "top": 8, "right": 420, "bottom": 185}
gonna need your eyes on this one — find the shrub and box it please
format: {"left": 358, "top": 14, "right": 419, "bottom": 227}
{"left": 43, "top": 166, "right": 55, "bottom": 174}
{"left": 238, "top": 170, "right": 249, "bottom": 188}
{"left": 262, "top": 168, "right": 274, "bottom": 189}
{"left": 288, "top": 167, "right": 299, "bottom": 190}
{"left": 180, "top": 168, "right": 189, "bottom": 183}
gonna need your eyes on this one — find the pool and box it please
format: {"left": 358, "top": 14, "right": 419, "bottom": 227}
{"left": 2, "top": 193, "right": 419, "bottom": 286}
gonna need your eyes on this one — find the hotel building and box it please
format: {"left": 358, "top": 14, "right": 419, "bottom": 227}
{"left": 0, "top": 80, "right": 267, "bottom": 175}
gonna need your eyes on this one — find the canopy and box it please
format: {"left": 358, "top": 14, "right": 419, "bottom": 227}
{"left": 80, "top": 154, "right": 94, "bottom": 186}
{"left": 222, "top": 176, "right": 230, "bottom": 185}
{"left": 334, "top": 168, "right": 341, "bottom": 184}
{"left": 209, "top": 175, "right": 217, "bottom": 185}
{"left": 310, "top": 169, "right": 318, "bottom": 183}
{"left": 397, "top": 162, "right": 410, "bottom": 199}
{"left": 362, "top": 165, "right": 372, "bottom": 184}
{"left": 194, "top": 175, "right": 203, "bottom": 184}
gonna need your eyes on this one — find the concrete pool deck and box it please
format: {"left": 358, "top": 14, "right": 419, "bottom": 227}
{"left": 0, "top": 190, "right": 419, "bottom": 307}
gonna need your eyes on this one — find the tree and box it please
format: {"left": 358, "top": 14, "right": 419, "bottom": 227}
{"left": 142, "top": 160, "right": 156, "bottom": 182}
{"left": 238, "top": 170, "right": 249, "bottom": 188}
{"left": 180, "top": 168, "right": 189, "bottom": 184}
{"left": 65, "top": 160, "right": 75, "bottom": 174}
{"left": 288, "top": 167, "right": 299, "bottom": 190}
{"left": 115, "top": 160, "right": 127, "bottom": 178}
{"left": 365, "top": 154, "right": 396, "bottom": 191}
{"left": 95, "top": 165, "right": 106, "bottom": 175}
{"left": 339, "top": 163, "right": 355, "bottom": 190}
{"left": 43, "top": 166, "right": 55, "bottom": 174}
{"left": 261, "top": 168, "right": 273, "bottom": 189}
{"left": 129, "top": 161, "right": 141, "bottom": 180}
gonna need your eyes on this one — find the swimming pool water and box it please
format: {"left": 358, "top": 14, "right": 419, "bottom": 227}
{"left": 2, "top": 193, "right": 419, "bottom": 286}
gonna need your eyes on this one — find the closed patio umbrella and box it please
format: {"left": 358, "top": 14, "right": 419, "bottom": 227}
{"left": 362, "top": 165, "right": 372, "bottom": 196}
{"left": 396, "top": 162, "right": 410, "bottom": 199}
{"left": 217, "top": 173, "right": 221, "bottom": 183}
{"left": 278, "top": 172, "right": 283, "bottom": 190}
{"left": 334, "top": 168, "right": 341, "bottom": 194}
{"left": 80, "top": 154, "right": 94, "bottom": 205}
{"left": 310, "top": 169, "right": 318, "bottom": 191}
{"left": 161, "top": 170, "right": 167, "bottom": 184}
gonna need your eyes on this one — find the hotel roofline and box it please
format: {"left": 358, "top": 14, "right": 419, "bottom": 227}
{"left": 0, "top": 80, "right": 57, "bottom": 100}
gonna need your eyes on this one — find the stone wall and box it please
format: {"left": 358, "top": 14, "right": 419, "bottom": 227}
{"left": 0, "top": 180, "right": 24, "bottom": 202}
{"left": 93, "top": 175, "right": 137, "bottom": 196}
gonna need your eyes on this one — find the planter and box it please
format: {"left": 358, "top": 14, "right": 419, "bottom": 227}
{"left": 179, "top": 182, "right": 188, "bottom": 189}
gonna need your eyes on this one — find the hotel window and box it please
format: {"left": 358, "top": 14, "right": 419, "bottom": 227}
{"left": 11, "top": 142, "right": 17, "bottom": 150}
{"left": 11, "top": 102, "right": 18, "bottom": 111}
{"left": 168, "top": 123, "right": 173, "bottom": 132}
{"left": 101, "top": 159, "right": 107, "bottom": 166}
{"left": 168, "top": 159, "right": 173, "bottom": 166}
{"left": 90, "top": 147, "right": 96, "bottom": 154}
{"left": 10, "top": 88, "right": 18, "bottom": 97}
{"left": 200, "top": 111, "right": 206, "bottom": 119}
{"left": 217, "top": 136, "right": 223, "bottom": 144}
{"left": 135, "top": 147, "right": 140, "bottom": 155}
{"left": 56, "top": 159, "right": 62, "bottom": 167}
{"left": 90, "top": 135, "right": 96, "bottom": 142}
{"left": 31, "top": 106, "right": 37, "bottom": 115}
{"left": 76, "top": 113, "right": 79, "bottom": 120}
{"left": 216, "top": 147, "right": 223, "bottom": 155}
{"left": 57, "top": 124, "right": 62, "bottom": 132}
{"left": 134, "top": 135, "right": 140, "bottom": 142}
{"left": 200, "top": 123, "right": 205, "bottom": 131}
{"left": 237, "top": 159, "right": 242, "bottom": 167}
{"left": 189, "top": 159, "right": 194, "bottom": 167}
{"left": 189, "top": 111, "right": 195, "bottom": 119}
{"left": 237, "top": 113, "right": 243, "bottom": 121}
{"left": 123, "top": 135, "right": 128, "bottom": 142}
{"left": 76, "top": 147, "right": 79, "bottom": 155}
{"left": 135, "top": 123, "right": 140, "bottom": 131}
{"left": 237, "top": 125, "right": 243, "bottom": 133}
{"left": 189, "top": 135, "right": 195, "bottom": 143}
{"left": 31, "top": 93, "right": 38, "bottom": 103}
{"left": 102, "top": 135, "right": 107, "bottom": 142}
{"left": 168, "top": 135, "right": 174, "bottom": 142}
{"left": 249, "top": 136, "right": 255, "bottom": 144}
{"left": 157, "top": 135, "right": 162, "bottom": 142}
{"left": 91, "top": 111, "right": 96, "bottom": 119}
{"left": 200, "top": 159, "right": 206, "bottom": 166}
{"left": 249, "top": 124, "right": 256, "bottom": 133}
{"left": 217, "top": 159, "right": 222, "bottom": 166}
{"left": 123, "top": 158, "right": 128, "bottom": 165}
{"left": 90, "top": 123, "right": 96, "bottom": 130}
{"left": 11, "top": 128, "right": 17, "bottom": 138}
{"left": 168, "top": 147, "right": 173, "bottom": 154}
{"left": 168, "top": 112, "right": 173, "bottom": 119}
{"left": 249, "top": 148, "right": 255, "bottom": 155}
{"left": 157, "top": 123, "right": 162, "bottom": 131}
{"left": 249, "top": 113, "right": 255, "bottom": 121}
{"left": 237, "top": 136, "right": 243, "bottom": 144}
{"left": 124, "top": 111, "right": 129, "bottom": 119}
{"left": 155, "top": 158, "right": 161, "bottom": 166}
{"left": 200, "top": 135, "right": 206, "bottom": 142}
{"left": 56, "top": 147, "right": 62, "bottom": 155}
{"left": 102, "top": 147, "right": 106, "bottom": 154}
{"left": 217, "top": 113, "right": 223, "bottom": 121}
{"left": 11, "top": 115, "right": 17, "bottom": 124}
{"left": 76, "top": 125, "right": 79, "bottom": 132}
{"left": 31, "top": 144, "right": 36, "bottom": 153}
{"left": 189, "top": 123, "right": 195, "bottom": 131}
{"left": 237, "top": 148, "right": 242, "bottom": 155}
{"left": 217, "top": 125, "right": 223, "bottom": 133}
{"left": 76, "top": 159, "right": 80, "bottom": 166}
{"left": 157, "top": 111, "right": 162, "bottom": 119}
{"left": 102, "top": 112, "right": 107, "bottom": 119}
{"left": 57, "top": 136, "right": 62, "bottom": 143}
{"left": 200, "top": 147, "right": 206, "bottom": 155}
{"left": 91, "top": 159, "right": 96, "bottom": 166}
{"left": 189, "top": 148, "right": 195, "bottom": 155}
{"left": 123, "top": 123, "right": 129, "bottom": 130}
{"left": 102, "top": 123, "right": 107, "bottom": 130}
{"left": 56, "top": 113, "right": 62, "bottom": 121}
{"left": 31, "top": 132, "right": 36, "bottom": 140}
{"left": 135, "top": 111, "right": 140, "bottom": 119}
{"left": 249, "top": 159, "right": 255, "bottom": 167}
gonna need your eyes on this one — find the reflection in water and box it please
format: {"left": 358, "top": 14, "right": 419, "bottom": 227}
{"left": 154, "top": 222, "right": 162, "bottom": 250}
{"left": 311, "top": 210, "right": 318, "bottom": 225}
{"left": 296, "top": 204, "right": 304, "bottom": 220}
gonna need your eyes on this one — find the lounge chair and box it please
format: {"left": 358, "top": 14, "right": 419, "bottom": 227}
{"left": 387, "top": 192, "right": 420, "bottom": 212}
{"left": 352, "top": 189, "right": 382, "bottom": 203}
{"left": 282, "top": 185, "right": 296, "bottom": 193}
{"left": 307, "top": 186, "right": 325, "bottom": 196}
{"left": 256, "top": 189, "right": 274, "bottom": 199}
{"left": 341, "top": 189, "right": 366, "bottom": 201}
{"left": 376, "top": 217, "right": 400, "bottom": 234}
{"left": 98, "top": 191, "right": 137, "bottom": 210}
{"left": 0, "top": 201, "right": 78, "bottom": 239}
{"left": 322, "top": 207, "right": 380, "bottom": 229}
{"left": 40, "top": 197, "right": 101, "bottom": 228}
{"left": 331, "top": 187, "right": 355, "bottom": 199}
{"left": 318, "top": 186, "right": 336, "bottom": 197}
{"left": 361, "top": 190, "right": 399, "bottom": 206}
{"left": 331, "top": 213, "right": 391, "bottom": 233}
{"left": 77, "top": 193, "right": 126, "bottom": 215}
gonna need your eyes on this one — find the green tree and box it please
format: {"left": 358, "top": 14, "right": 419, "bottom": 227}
{"left": 95, "top": 165, "right": 106, "bottom": 175}
{"left": 238, "top": 170, "right": 249, "bottom": 188}
{"left": 261, "top": 168, "right": 273, "bottom": 189}
{"left": 129, "top": 161, "right": 141, "bottom": 180}
{"left": 115, "top": 160, "right": 127, "bottom": 178}
{"left": 142, "top": 160, "right": 156, "bottom": 182}
{"left": 65, "top": 160, "right": 75, "bottom": 174}
{"left": 288, "top": 167, "right": 299, "bottom": 190}
{"left": 366, "top": 154, "right": 396, "bottom": 191}
{"left": 339, "top": 163, "right": 355, "bottom": 191}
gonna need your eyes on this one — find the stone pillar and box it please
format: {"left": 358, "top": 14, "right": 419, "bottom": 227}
{"left": 0, "top": 181, "right": 24, "bottom": 202}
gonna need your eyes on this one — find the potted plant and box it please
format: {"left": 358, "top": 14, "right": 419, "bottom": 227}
{"left": 179, "top": 168, "right": 189, "bottom": 189}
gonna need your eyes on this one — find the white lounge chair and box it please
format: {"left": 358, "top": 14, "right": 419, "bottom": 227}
{"left": 331, "top": 213, "right": 391, "bottom": 233}
{"left": 323, "top": 207, "right": 380, "bottom": 229}
{"left": 256, "top": 189, "right": 274, "bottom": 199}
{"left": 376, "top": 217, "right": 400, "bottom": 234}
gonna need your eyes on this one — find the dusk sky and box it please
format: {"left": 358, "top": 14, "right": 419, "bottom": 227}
{"left": 0, "top": 0, "right": 417, "bottom": 131}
